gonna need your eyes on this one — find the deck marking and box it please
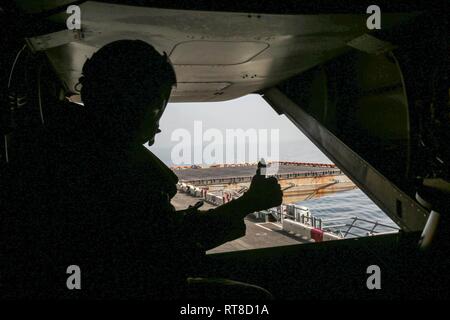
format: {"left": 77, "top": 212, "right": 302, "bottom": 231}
{"left": 255, "top": 223, "right": 273, "bottom": 232}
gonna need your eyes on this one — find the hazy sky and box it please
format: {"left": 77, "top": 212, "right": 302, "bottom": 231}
{"left": 148, "top": 94, "right": 331, "bottom": 165}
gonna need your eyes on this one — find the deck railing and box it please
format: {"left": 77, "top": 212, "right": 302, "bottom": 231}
{"left": 321, "top": 216, "right": 400, "bottom": 238}
{"left": 265, "top": 204, "right": 399, "bottom": 238}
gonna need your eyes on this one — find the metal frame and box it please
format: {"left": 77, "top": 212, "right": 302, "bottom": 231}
{"left": 263, "top": 87, "right": 428, "bottom": 231}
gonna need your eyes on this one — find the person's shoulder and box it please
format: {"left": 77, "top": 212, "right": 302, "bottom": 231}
{"left": 130, "top": 145, "right": 179, "bottom": 195}
{"left": 133, "top": 146, "right": 178, "bottom": 179}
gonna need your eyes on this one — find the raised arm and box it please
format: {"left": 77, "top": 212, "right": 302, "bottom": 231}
{"left": 176, "top": 165, "right": 283, "bottom": 251}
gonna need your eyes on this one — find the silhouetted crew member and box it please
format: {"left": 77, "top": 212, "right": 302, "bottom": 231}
{"left": 1, "top": 40, "right": 282, "bottom": 299}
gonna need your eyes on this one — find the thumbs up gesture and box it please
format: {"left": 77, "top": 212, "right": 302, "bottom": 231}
{"left": 240, "top": 159, "right": 283, "bottom": 213}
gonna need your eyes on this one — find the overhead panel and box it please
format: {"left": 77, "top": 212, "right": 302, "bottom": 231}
{"left": 20, "top": 1, "right": 418, "bottom": 102}
{"left": 170, "top": 41, "right": 269, "bottom": 65}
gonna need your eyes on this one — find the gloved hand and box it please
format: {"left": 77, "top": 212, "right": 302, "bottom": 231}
{"left": 239, "top": 160, "right": 283, "bottom": 213}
